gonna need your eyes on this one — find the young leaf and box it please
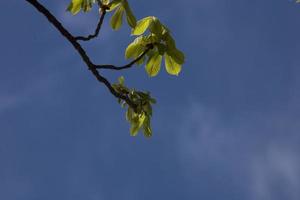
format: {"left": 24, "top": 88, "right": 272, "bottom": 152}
{"left": 136, "top": 55, "right": 146, "bottom": 66}
{"left": 67, "top": 0, "right": 95, "bottom": 15}
{"left": 164, "top": 54, "right": 182, "bottom": 76}
{"left": 125, "top": 43, "right": 144, "bottom": 60}
{"left": 122, "top": 0, "right": 137, "bottom": 28}
{"left": 130, "top": 113, "right": 146, "bottom": 136}
{"left": 126, "top": 107, "right": 133, "bottom": 121}
{"left": 167, "top": 47, "right": 185, "bottom": 65}
{"left": 147, "top": 34, "right": 160, "bottom": 44}
{"left": 110, "top": 6, "right": 124, "bottom": 30}
{"left": 67, "top": 0, "right": 84, "bottom": 15}
{"left": 118, "top": 76, "right": 125, "bottom": 85}
{"left": 157, "top": 43, "right": 167, "bottom": 55}
{"left": 101, "top": 0, "right": 110, "bottom": 5}
{"left": 132, "top": 16, "right": 153, "bottom": 35}
{"left": 146, "top": 51, "right": 162, "bottom": 77}
{"left": 149, "top": 17, "right": 163, "bottom": 36}
{"left": 164, "top": 33, "right": 176, "bottom": 48}
{"left": 142, "top": 116, "right": 152, "bottom": 137}
{"left": 107, "top": 0, "right": 122, "bottom": 11}
{"left": 125, "top": 36, "right": 147, "bottom": 59}
{"left": 143, "top": 103, "right": 152, "bottom": 116}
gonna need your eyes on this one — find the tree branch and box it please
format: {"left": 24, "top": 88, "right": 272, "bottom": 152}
{"left": 75, "top": 10, "right": 106, "bottom": 41}
{"left": 26, "top": 0, "right": 135, "bottom": 108}
{"left": 96, "top": 47, "right": 151, "bottom": 70}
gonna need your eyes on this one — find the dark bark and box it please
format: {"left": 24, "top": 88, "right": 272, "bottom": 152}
{"left": 25, "top": 0, "right": 146, "bottom": 108}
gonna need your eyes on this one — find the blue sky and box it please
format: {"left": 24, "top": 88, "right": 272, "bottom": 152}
{"left": 1, "top": 0, "right": 300, "bottom": 199}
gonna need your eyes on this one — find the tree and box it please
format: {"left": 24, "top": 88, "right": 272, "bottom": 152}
{"left": 26, "top": 0, "right": 185, "bottom": 137}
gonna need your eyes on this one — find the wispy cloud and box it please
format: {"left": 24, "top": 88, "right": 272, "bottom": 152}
{"left": 0, "top": 47, "right": 72, "bottom": 114}
{"left": 177, "top": 101, "right": 300, "bottom": 199}
{"left": 251, "top": 145, "right": 300, "bottom": 200}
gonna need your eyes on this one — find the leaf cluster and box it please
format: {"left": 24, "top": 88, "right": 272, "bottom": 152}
{"left": 67, "top": 0, "right": 185, "bottom": 136}
{"left": 127, "top": 16, "right": 185, "bottom": 76}
{"left": 113, "top": 77, "right": 156, "bottom": 137}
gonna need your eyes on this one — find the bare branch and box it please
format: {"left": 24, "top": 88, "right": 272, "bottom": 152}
{"left": 96, "top": 47, "right": 152, "bottom": 70}
{"left": 75, "top": 10, "right": 106, "bottom": 41}
{"left": 26, "top": 0, "right": 136, "bottom": 108}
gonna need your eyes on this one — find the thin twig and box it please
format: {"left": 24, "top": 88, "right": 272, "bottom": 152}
{"left": 75, "top": 10, "right": 106, "bottom": 41}
{"left": 96, "top": 48, "right": 151, "bottom": 70}
{"left": 26, "top": 0, "right": 135, "bottom": 108}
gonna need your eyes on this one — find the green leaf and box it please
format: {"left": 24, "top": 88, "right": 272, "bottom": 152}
{"left": 164, "top": 54, "right": 182, "bottom": 76}
{"left": 142, "top": 115, "right": 152, "bottom": 137}
{"left": 164, "top": 33, "right": 176, "bottom": 48}
{"left": 149, "top": 17, "right": 163, "bottom": 36}
{"left": 146, "top": 51, "right": 162, "bottom": 77}
{"left": 125, "top": 42, "right": 143, "bottom": 59}
{"left": 157, "top": 43, "right": 167, "bottom": 55}
{"left": 110, "top": 6, "right": 124, "bottom": 30}
{"left": 126, "top": 107, "right": 133, "bottom": 121}
{"left": 167, "top": 47, "right": 185, "bottom": 65}
{"left": 125, "top": 36, "right": 147, "bottom": 59}
{"left": 118, "top": 76, "right": 125, "bottom": 85}
{"left": 132, "top": 16, "right": 153, "bottom": 35}
{"left": 122, "top": 0, "right": 137, "bottom": 28}
{"left": 149, "top": 97, "right": 156, "bottom": 104}
{"left": 130, "top": 113, "right": 146, "bottom": 136}
{"left": 143, "top": 103, "right": 152, "bottom": 116}
{"left": 130, "top": 124, "right": 139, "bottom": 136}
{"left": 67, "top": 0, "right": 83, "bottom": 15}
{"left": 107, "top": 0, "right": 122, "bottom": 11}
{"left": 67, "top": 0, "right": 95, "bottom": 15}
{"left": 101, "top": 0, "right": 110, "bottom": 4}
{"left": 136, "top": 55, "right": 146, "bottom": 66}
{"left": 146, "top": 34, "right": 160, "bottom": 44}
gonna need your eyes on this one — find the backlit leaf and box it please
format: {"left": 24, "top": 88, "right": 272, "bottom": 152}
{"left": 167, "top": 47, "right": 185, "bottom": 65}
{"left": 132, "top": 16, "right": 153, "bottom": 35}
{"left": 107, "top": 0, "right": 122, "bottom": 11}
{"left": 130, "top": 113, "right": 145, "bottom": 136}
{"left": 67, "top": 0, "right": 95, "bottom": 15}
{"left": 149, "top": 17, "right": 163, "bottom": 36}
{"left": 146, "top": 51, "right": 162, "bottom": 77}
{"left": 110, "top": 6, "right": 124, "bottom": 30}
{"left": 125, "top": 36, "right": 147, "bottom": 59}
{"left": 67, "top": 0, "right": 83, "bottom": 15}
{"left": 122, "top": 0, "right": 137, "bottom": 28}
{"left": 165, "top": 54, "right": 182, "bottom": 76}
{"left": 118, "top": 76, "right": 125, "bottom": 85}
{"left": 142, "top": 116, "right": 152, "bottom": 137}
{"left": 101, "top": 0, "right": 110, "bottom": 4}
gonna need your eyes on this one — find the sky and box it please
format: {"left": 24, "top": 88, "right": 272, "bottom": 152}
{"left": 1, "top": 0, "right": 300, "bottom": 199}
